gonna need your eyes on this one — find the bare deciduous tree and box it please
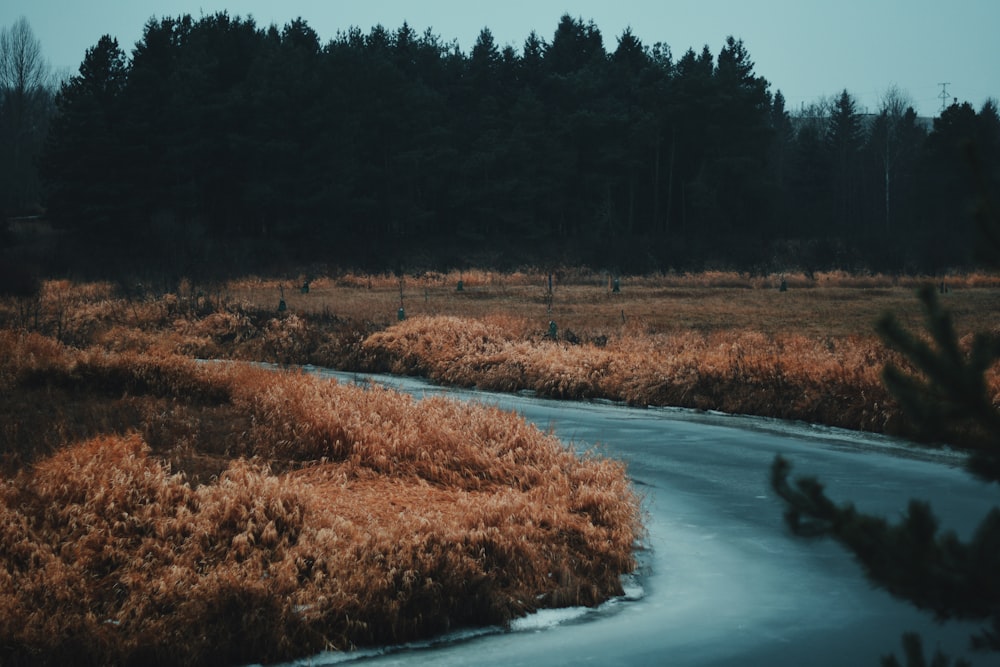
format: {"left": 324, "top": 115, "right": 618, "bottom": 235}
{"left": 0, "top": 16, "right": 48, "bottom": 93}
{"left": 0, "top": 16, "right": 53, "bottom": 213}
{"left": 876, "top": 84, "right": 917, "bottom": 235}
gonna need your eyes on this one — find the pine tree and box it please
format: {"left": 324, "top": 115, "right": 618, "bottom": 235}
{"left": 771, "top": 163, "right": 1000, "bottom": 665}
{"left": 826, "top": 89, "right": 864, "bottom": 238}
{"left": 42, "top": 35, "right": 128, "bottom": 240}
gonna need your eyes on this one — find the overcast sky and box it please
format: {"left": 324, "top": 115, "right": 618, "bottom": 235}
{"left": 2, "top": 0, "right": 997, "bottom": 118}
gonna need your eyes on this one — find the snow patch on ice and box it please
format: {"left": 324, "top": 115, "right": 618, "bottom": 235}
{"left": 511, "top": 606, "right": 589, "bottom": 631}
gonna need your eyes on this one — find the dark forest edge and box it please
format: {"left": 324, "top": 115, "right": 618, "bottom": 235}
{"left": 1, "top": 13, "right": 999, "bottom": 281}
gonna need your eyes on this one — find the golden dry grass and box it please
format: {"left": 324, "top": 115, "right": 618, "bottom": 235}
{"left": 224, "top": 269, "right": 1000, "bottom": 341}
{"left": 359, "top": 315, "right": 903, "bottom": 432}
{"left": 3, "top": 270, "right": 999, "bottom": 439}
{"left": 2, "top": 269, "right": 999, "bottom": 663}
{"left": 0, "top": 332, "right": 641, "bottom": 666}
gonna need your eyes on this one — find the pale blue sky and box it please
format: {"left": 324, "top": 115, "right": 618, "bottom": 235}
{"left": 2, "top": 1, "right": 997, "bottom": 118}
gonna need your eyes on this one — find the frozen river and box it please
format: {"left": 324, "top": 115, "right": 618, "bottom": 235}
{"left": 272, "top": 369, "right": 993, "bottom": 667}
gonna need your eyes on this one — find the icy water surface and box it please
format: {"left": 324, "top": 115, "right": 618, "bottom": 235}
{"left": 264, "top": 369, "right": 992, "bottom": 667}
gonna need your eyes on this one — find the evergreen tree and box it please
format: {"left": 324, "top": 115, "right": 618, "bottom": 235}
{"left": 177, "top": 13, "right": 263, "bottom": 237}
{"left": 545, "top": 14, "right": 604, "bottom": 76}
{"left": 785, "top": 99, "right": 833, "bottom": 250}
{"left": 610, "top": 27, "right": 655, "bottom": 243}
{"left": 634, "top": 41, "right": 672, "bottom": 242}
{"left": 237, "top": 17, "right": 333, "bottom": 248}
{"left": 707, "top": 36, "right": 774, "bottom": 251}
{"left": 536, "top": 14, "right": 613, "bottom": 242}
{"left": 771, "top": 184, "right": 1000, "bottom": 665}
{"left": 42, "top": 35, "right": 128, "bottom": 243}
{"left": 519, "top": 30, "right": 546, "bottom": 87}
{"left": 915, "top": 101, "right": 983, "bottom": 270}
{"left": 455, "top": 27, "right": 508, "bottom": 240}
{"left": 469, "top": 27, "right": 501, "bottom": 81}
{"left": 766, "top": 89, "right": 795, "bottom": 238}
{"left": 120, "top": 15, "right": 195, "bottom": 227}
{"left": 826, "top": 89, "right": 865, "bottom": 240}
{"left": 668, "top": 46, "right": 716, "bottom": 238}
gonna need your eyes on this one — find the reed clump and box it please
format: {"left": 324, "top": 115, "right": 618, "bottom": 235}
{"left": 360, "top": 314, "right": 996, "bottom": 438}
{"left": 0, "top": 331, "right": 642, "bottom": 666}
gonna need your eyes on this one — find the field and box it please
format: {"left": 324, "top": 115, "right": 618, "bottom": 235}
{"left": 1, "top": 269, "right": 998, "bottom": 665}
{"left": 5, "top": 269, "right": 1000, "bottom": 442}
{"left": 222, "top": 269, "right": 999, "bottom": 438}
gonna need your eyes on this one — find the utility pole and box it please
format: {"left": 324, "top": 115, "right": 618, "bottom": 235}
{"left": 938, "top": 82, "right": 951, "bottom": 114}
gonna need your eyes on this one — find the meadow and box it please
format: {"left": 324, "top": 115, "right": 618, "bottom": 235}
{"left": 137, "top": 269, "right": 1000, "bottom": 438}
{"left": 5, "top": 268, "right": 999, "bottom": 444}
{"left": 1, "top": 269, "right": 998, "bottom": 665}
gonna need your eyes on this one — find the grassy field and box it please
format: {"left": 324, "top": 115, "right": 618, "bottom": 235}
{"left": 1, "top": 269, "right": 998, "bottom": 665}
{"left": 227, "top": 269, "right": 999, "bottom": 338}
{"left": 226, "top": 269, "right": 1000, "bottom": 439}
{"left": 5, "top": 270, "right": 999, "bottom": 437}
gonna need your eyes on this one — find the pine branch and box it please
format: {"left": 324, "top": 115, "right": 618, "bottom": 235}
{"left": 876, "top": 285, "right": 1000, "bottom": 482}
{"left": 880, "top": 632, "right": 972, "bottom": 667}
{"left": 771, "top": 456, "right": 1000, "bottom": 626}
{"left": 969, "top": 614, "right": 1000, "bottom": 652}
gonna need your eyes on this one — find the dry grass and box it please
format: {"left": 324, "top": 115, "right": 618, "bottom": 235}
{"left": 2, "top": 269, "right": 999, "bottom": 663}
{"left": 0, "top": 332, "right": 641, "bottom": 666}
{"left": 2, "top": 270, "right": 998, "bottom": 439}
{"left": 223, "top": 269, "right": 1000, "bottom": 341}
{"left": 358, "top": 315, "right": 904, "bottom": 432}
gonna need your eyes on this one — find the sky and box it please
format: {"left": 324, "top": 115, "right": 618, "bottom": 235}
{"left": 1, "top": 0, "right": 997, "bottom": 119}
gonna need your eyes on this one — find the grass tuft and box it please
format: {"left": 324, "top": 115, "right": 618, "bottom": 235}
{"left": 0, "top": 333, "right": 641, "bottom": 665}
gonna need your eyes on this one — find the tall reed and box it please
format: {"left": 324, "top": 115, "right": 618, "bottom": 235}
{"left": 0, "top": 335, "right": 642, "bottom": 666}
{"left": 359, "top": 315, "right": 913, "bottom": 433}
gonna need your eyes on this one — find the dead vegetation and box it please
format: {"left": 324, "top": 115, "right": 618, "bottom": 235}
{"left": 360, "top": 315, "right": 904, "bottom": 433}
{"left": 3, "top": 269, "right": 998, "bottom": 440}
{"left": 0, "top": 331, "right": 641, "bottom": 666}
{"left": 1, "top": 269, "right": 998, "bottom": 664}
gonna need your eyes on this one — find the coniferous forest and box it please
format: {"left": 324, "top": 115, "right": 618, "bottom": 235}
{"left": 3, "top": 12, "right": 1000, "bottom": 278}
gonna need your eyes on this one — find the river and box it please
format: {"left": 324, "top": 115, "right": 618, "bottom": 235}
{"left": 266, "top": 369, "right": 993, "bottom": 667}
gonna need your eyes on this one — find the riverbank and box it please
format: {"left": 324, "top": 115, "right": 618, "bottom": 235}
{"left": 8, "top": 270, "right": 996, "bottom": 442}
{"left": 0, "top": 331, "right": 640, "bottom": 665}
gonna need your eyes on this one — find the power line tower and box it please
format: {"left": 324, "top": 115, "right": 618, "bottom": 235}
{"left": 938, "top": 82, "right": 951, "bottom": 113}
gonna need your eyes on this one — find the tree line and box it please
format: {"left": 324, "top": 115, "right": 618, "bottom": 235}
{"left": 2, "top": 13, "right": 999, "bottom": 277}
